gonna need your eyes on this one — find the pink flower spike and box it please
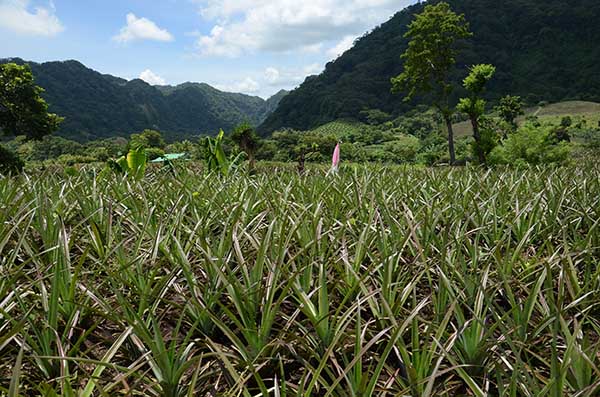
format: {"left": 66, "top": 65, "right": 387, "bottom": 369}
{"left": 332, "top": 143, "right": 340, "bottom": 170}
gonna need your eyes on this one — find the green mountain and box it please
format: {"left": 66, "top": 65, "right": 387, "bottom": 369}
{"left": 1, "top": 58, "right": 288, "bottom": 142}
{"left": 259, "top": 0, "right": 600, "bottom": 134}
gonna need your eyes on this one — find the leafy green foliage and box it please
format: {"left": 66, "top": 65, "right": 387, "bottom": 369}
{"left": 263, "top": 113, "right": 478, "bottom": 165}
{"left": 126, "top": 148, "right": 148, "bottom": 179}
{"left": 165, "top": 140, "right": 198, "bottom": 158}
{"left": 461, "top": 63, "right": 496, "bottom": 93}
{"left": 577, "top": 128, "right": 600, "bottom": 150}
{"left": 475, "top": 116, "right": 502, "bottom": 160}
{"left": 358, "top": 108, "right": 392, "bottom": 125}
{"left": 560, "top": 115, "right": 573, "bottom": 128}
{"left": 231, "top": 123, "right": 260, "bottom": 169}
{"left": 17, "top": 135, "right": 84, "bottom": 162}
{"left": 0, "top": 144, "right": 24, "bottom": 174}
{"left": 0, "top": 63, "right": 63, "bottom": 140}
{"left": 262, "top": 129, "right": 338, "bottom": 163}
{"left": 457, "top": 64, "right": 496, "bottom": 163}
{"left": 129, "top": 129, "right": 166, "bottom": 150}
{"left": 489, "top": 122, "right": 571, "bottom": 165}
{"left": 56, "top": 154, "right": 96, "bottom": 166}
{"left": 457, "top": 97, "right": 485, "bottom": 117}
{"left": 144, "top": 147, "right": 166, "bottom": 161}
{"left": 128, "top": 130, "right": 166, "bottom": 161}
{"left": 495, "top": 95, "right": 525, "bottom": 130}
{"left": 391, "top": 2, "right": 472, "bottom": 105}
{"left": 9, "top": 135, "right": 126, "bottom": 164}
{"left": 202, "top": 129, "right": 231, "bottom": 174}
{"left": 107, "top": 147, "right": 147, "bottom": 179}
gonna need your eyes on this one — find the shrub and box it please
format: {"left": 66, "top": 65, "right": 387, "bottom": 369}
{"left": 256, "top": 140, "right": 278, "bottom": 161}
{"left": 472, "top": 117, "right": 501, "bottom": 160}
{"left": 383, "top": 135, "right": 420, "bottom": 163}
{"left": 0, "top": 144, "right": 25, "bottom": 174}
{"left": 560, "top": 116, "right": 573, "bottom": 128}
{"left": 340, "top": 142, "right": 367, "bottom": 163}
{"left": 489, "top": 122, "right": 571, "bottom": 166}
{"left": 416, "top": 132, "right": 448, "bottom": 165}
{"left": 57, "top": 154, "right": 97, "bottom": 166}
{"left": 455, "top": 137, "right": 474, "bottom": 163}
{"left": 145, "top": 147, "right": 165, "bottom": 161}
{"left": 581, "top": 129, "right": 600, "bottom": 150}
{"left": 129, "top": 129, "right": 166, "bottom": 150}
{"left": 90, "top": 147, "right": 110, "bottom": 162}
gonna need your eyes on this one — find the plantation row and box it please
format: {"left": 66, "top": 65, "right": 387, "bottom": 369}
{"left": 1, "top": 163, "right": 599, "bottom": 395}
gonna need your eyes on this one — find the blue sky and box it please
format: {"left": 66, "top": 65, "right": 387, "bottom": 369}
{"left": 0, "top": 0, "right": 416, "bottom": 98}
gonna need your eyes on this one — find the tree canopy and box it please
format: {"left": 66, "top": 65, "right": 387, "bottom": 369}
{"left": 391, "top": 2, "right": 472, "bottom": 105}
{"left": 495, "top": 95, "right": 525, "bottom": 131}
{"left": 457, "top": 64, "right": 496, "bottom": 163}
{"left": 130, "top": 129, "right": 166, "bottom": 149}
{"left": 391, "top": 1, "right": 471, "bottom": 164}
{"left": 0, "top": 63, "right": 62, "bottom": 140}
{"left": 231, "top": 122, "right": 260, "bottom": 169}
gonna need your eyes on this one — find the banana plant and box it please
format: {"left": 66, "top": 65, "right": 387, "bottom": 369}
{"left": 107, "top": 147, "right": 147, "bottom": 180}
{"left": 202, "top": 129, "right": 245, "bottom": 175}
{"left": 202, "top": 130, "right": 229, "bottom": 174}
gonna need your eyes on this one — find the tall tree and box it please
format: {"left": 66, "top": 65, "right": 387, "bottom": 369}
{"left": 391, "top": 2, "right": 472, "bottom": 164}
{"left": 0, "top": 63, "right": 62, "bottom": 140}
{"left": 457, "top": 64, "right": 496, "bottom": 164}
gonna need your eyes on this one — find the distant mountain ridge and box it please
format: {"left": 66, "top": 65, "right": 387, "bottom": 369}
{"left": 259, "top": 0, "right": 600, "bottom": 133}
{"left": 1, "top": 58, "right": 288, "bottom": 142}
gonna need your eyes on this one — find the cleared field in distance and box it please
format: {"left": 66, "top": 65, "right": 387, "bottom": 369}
{"left": 454, "top": 100, "right": 600, "bottom": 137}
{"left": 310, "top": 119, "right": 368, "bottom": 137}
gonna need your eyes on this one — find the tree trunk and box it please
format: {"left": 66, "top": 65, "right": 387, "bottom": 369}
{"left": 471, "top": 116, "right": 486, "bottom": 164}
{"left": 445, "top": 116, "right": 456, "bottom": 165}
{"left": 249, "top": 152, "right": 256, "bottom": 170}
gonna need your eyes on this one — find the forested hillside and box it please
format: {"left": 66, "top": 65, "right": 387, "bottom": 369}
{"left": 260, "top": 0, "right": 600, "bottom": 133}
{"left": 0, "top": 58, "right": 288, "bottom": 142}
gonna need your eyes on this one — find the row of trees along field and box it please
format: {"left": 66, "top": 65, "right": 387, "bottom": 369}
{"left": 2, "top": 71, "right": 598, "bottom": 175}
{"left": 2, "top": 2, "right": 600, "bottom": 174}
{"left": 1, "top": 75, "right": 599, "bottom": 176}
{"left": 3, "top": 109, "right": 599, "bottom": 173}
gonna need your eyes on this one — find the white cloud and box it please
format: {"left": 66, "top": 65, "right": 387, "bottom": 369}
{"left": 300, "top": 43, "right": 324, "bottom": 54}
{"left": 195, "top": 0, "right": 415, "bottom": 58}
{"left": 256, "top": 63, "right": 324, "bottom": 94}
{"left": 216, "top": 77, "right": 260, "bottom": 94}
{"left": 327, "top": 35, "right": 355, "bottom": 58}
{"left": 264, "top": 67, "right": 280, "bottom": 84}
{"left": 113, "top": 13, "right": 174, "bottom": 43}
{"left": 197, "top": 0, "right": 258, "bottom": 20}
{"left": 197, "top": 24, "right": 245, "bottom": 57}
{"left": 139, "top": 69, "right": 166, "bottom": 85}
{"left": 0, "top": 0, "right": 64, "bottom": 36}
{"left": 303, "top": 63, "right": 323, "bottom": 75}
{"left": 212, "top": 63, "right": 324, "bottom": 98}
